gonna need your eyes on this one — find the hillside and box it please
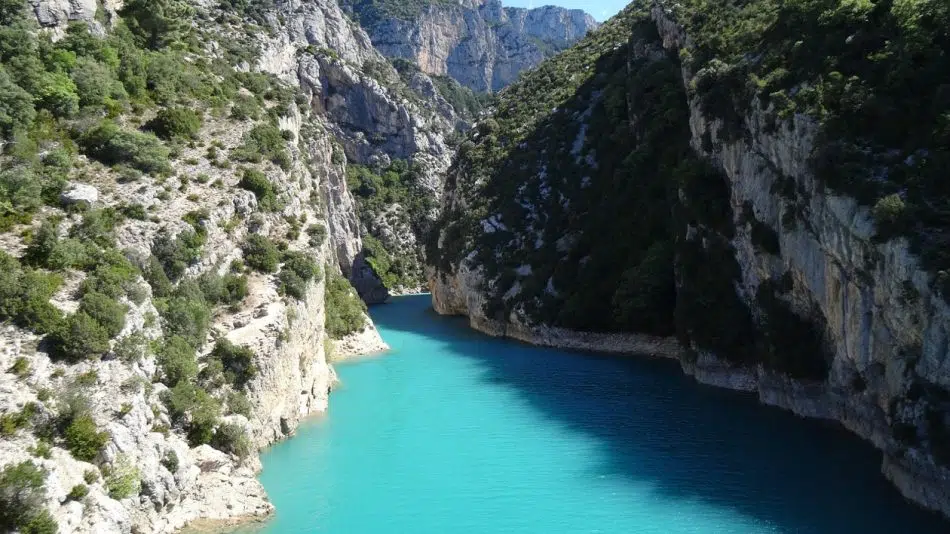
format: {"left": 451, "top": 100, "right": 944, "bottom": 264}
{"left": 0, "top": 0, "right": 459, "bottom": 531}
{"left": 430, "top": 0, "right": 950, "bottom": 518}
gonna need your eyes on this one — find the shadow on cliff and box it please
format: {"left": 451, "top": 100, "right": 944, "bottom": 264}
{"left": 368, "top": 296, "right": 949, "bottom": 533}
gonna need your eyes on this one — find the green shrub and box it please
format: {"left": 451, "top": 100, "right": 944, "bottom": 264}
{"left": 0, "top": 66, "right": 35, "bottom": 137}
{"left": 82, "top": 469, "right": 98, "bottom": 484}
{"left": 146, "top": 106, "right": 202, "bottom": 140}
{"left": 212, "top": 422, "right": 252, "bottom": 460}
{"left": 229, "top": 93, "right": 261, "bottom": 120}
{"left": 78, "top": 291, "right": 127, "bottom": 338}
{"left": 161, "top": 382, "right": 220, "bottom": 446}
{"left": 0, "top": 403, "right": 37, "bottom": 437}
{"left": 70, "top": 208, "right": 122, "bottom": 247}
{"left": 325, "top": 271, "right": 367, "bottom": 338}
{"left": 0, "top": 461, "right": 53, "bottom": 533}
{"left": 306, "top": 224, "right": 327, "bottom": 248}
{"left": 143, "top": 255, "right": 174, "bottom": 297}
{"left": 80, "top": 251, "right": 140, "bottom": 298}
{"left": 0, "top": 252, "right": 64, "bottom": 335}
{"left": 209, "top": 339, "right": 257, "bottom": 388}
{"left": 241, "top": 234, "right": 280, "bottom": 273}
{"left": 71, "top": 57, "right": 126, "bottom": 109}
{"left": 28, "top": 440, "right": 52, "bottom": 459}
{"left": 873, "top": 193, "right": 908, "bottom": 234}
{"left": 198, "top": 272, "right": 247, "bottom": 306}
{"left": 227, "top": 391, "right": 252, "bottom": 417}
{"left": 157, "top": 335, "right": 198, "bottom": 386}
{"left": 113, "top": 331, "right": 147, "bottom": 362}
{"left": 232, "top": 123, "right": 290, "bottom": 170}
{"left": 152, "top": 228, "right": 205, "bottom": 281}
{"left": 37, "top": 71, "right": 80, "bottom": 117}
{"left": 238, "top": 168, "right": 280, "bottom": 211}
{"left": 64, "top": 413, "right": 109, "bottom": 462}
{"left": 161, "top": 294, "right": 211, "bottom": 350}
{"left": 51, "top": 312, "right": 111, "bottom": 361}
{"left": 66, "top": 484, "right": 89, "bottom": 501}
{"left": 278, "top": 251, "right": 321, "bottom": 299}
{"left": 79, "top": 121, "right": 171, "bottom": 175}
{"left": 10, "top": 356, "right": 30, "bottom": 377}
{"left": 161, "top": 450, "right": 179, "bottom": 473}
{"left": 103, "top": 456, "right": 140, "bottom": 500}
{"left": 119, "top": 203, "right": 147, "bottom": 220}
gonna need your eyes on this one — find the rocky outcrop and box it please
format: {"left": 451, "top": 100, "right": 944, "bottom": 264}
{"left": 430, "top": 1, "right": 950, "bottom": 519}
{"left": 346, "top": 0, "right": 598, "bottom": 92}
{"left": 648, "top": 3, "right": 950, "bottom": 516}
{"left": 257, "top": 0, "right": 457, "bottom": 299}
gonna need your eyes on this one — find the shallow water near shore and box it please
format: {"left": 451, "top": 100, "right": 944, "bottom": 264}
{"left": 247, "top": 294, "right": 946, "bottom": 533}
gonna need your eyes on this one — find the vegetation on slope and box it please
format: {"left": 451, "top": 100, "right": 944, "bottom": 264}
{"left": 432, "top": 1, "right": 833, "bottom": 378}
{"left": 668, "top": 0, "right": 950, "bottom": 293}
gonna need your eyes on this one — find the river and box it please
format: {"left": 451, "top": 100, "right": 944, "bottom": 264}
{"left": 248, "top": 295, "right": 946, "bottom": 533}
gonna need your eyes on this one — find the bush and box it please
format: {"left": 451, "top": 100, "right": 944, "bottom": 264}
{"left": 104, "top": 456, "right": 140, "bottom": 500}
{"left": 113, "top": 331, "right": 147, "bottom": 362}
{"left": 119, "top": 203, "right": 147, "bottom": 220}
{"left": 227, "top": 391, "right": 252, "bottom": 417}
{"left": 232, "top": 123, "right": 290, "bottom": 170}
{"left": 37, "top": 71, "right": 80, "bottom": 117}
{"left": 161, "top": 294, "right": 212, "bottom": 349}
{"left": 70, "top": 208, "right": 122, "bottom": 247}
{"left": 78, "top": 291, "right": 127, "bottom": 338}
{"left": 278, "top": 251, "right": 321, "bottom": 299}
{"left": 71, "top": 57, "right": 126, "bottom": 109}
{"left": 161, "top": 382, "right": 220, "bottom": 446}
{"left": 209, "top": 339, "right": 257, "bottom": 388}
{"left": 64, "top": 413, "right": 109, "bottom": 462}
{"left": 238, "top": 168, "right": 280, "bottom": 211}
{"left": 161, "top": 450, "right": 179, "bottom": 473}
{"left": 241, "top": 234, "right": 280, "bottom": 273}
{"left": 152, "top": 228, "right": 205, "bottom": 281}
{"left": 66, "top": 484, "right": 89, "bottom": 501}
{"left": 51, "top": 312, "right": 111, "bottom": 361}
{"left": 146, "top": 106, "right": 202, "bottom": 140}
{"left": 157, "top": 335, "right": 198, "bottom": 386}
{"left": 0, "top": 461, "right": 52, "bottom": 533}
{"left": 80, "top": 251, "right": 140, "bottom": 298}
{"left": 873, "top": 193, "right": 908, "bottom": 233}
{"left": 325, "top": 271, "right": 367, "bottom": 338}
{"left": 306, "top": 224, "right": 327, "bottom": 248}
{"left": 212, "top": 422, "right": 252, "bottom": 460}
{"left": 0, "top": 252, "right": 64, "bottom": 335}
{"left": 78, "top": 121, "right": 171, "bottom": 175}
{"left": 10, "top": 357, "right": 30, "bottom": 377}
{"left": 0, "top": 66, "right": 35, "bottom": 137}
{"left": 198, "top": 272, "right": 247, "bottom": 306}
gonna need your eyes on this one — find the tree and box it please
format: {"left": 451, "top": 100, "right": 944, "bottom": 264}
{"left": 121, "top": 0, "right": 193, "bottom": 50}
{"left": 0, "top": 66, "right": 34, "bottom": 138}
{"left": 0, "top": 461, "right": 52, "bottom": 532}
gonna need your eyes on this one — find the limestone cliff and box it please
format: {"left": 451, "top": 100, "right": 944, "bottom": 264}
{"left": 0, "top": 0, "right": 462, "bottom": 531}
{"left": 343, "top": 0, "right": 598, "bottom": 92}
{"left": 431, "top": 1, "right": 950, "bottom": 519}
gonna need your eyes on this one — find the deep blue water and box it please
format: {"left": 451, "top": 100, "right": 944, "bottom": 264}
{"left": 250, "top": 295, "right": 946, "bottom": 533}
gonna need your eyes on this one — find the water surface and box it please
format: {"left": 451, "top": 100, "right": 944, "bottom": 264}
{"left": 252, "top": 295, "right": 946, "bottom": 533}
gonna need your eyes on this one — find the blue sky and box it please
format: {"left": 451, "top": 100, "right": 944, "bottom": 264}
{"left": 504, "top": 0, "right": 626, "bottom": 21}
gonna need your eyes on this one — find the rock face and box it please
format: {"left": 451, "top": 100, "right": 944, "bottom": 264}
{"left": 345, "top": 0, "right": 598, "bottom": 92}
{"left": 431, "top": 1, "right": 950, "bottom": 520}
{"left": 0, "top": 0, "right": 485, "bottom": 531}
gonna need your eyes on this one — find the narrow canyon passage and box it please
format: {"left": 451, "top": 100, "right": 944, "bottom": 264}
{"left": 249, "top": 296, "right": 946, "bottom": 533}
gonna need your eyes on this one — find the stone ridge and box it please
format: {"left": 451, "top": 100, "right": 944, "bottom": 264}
{"left": 350, "top": 0, "right": 599, "bottom": 92}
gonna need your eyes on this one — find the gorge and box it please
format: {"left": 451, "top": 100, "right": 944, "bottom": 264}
{"left": 0, "top": 0, "right": 948, "bottom": 532}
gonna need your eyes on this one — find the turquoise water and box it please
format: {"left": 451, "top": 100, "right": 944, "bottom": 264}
{"left": 253, "top": 295, "right": 946, "bottom": 533}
